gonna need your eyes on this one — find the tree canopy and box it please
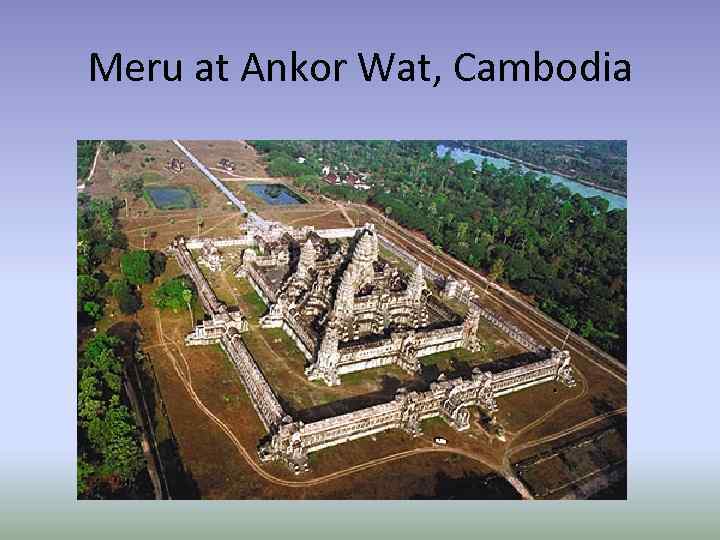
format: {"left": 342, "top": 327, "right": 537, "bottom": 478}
{"left": 77, "top": 195, "right": 127, "bottom": 323}
{"left": 120, "top": 250, "right": 153, "bottom": 286}
{"left": 152, "top": 277, "right": 195, "bottom": 312}
{"left": 76, "top": 193, "right": 148, "bottom": 498}
{"left": 77, "top": 333, "right": 144, "bottom": 496}
{"left": 105, "top": 140, "right": 133, "bottom": 154}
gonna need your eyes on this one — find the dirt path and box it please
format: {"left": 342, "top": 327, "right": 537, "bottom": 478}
{"left": 123, "top": 213, "right": 222, "bottom": 233}
{"left": 506, "top": 406, "right": 627, "bottom": 463}
{"left": 122, "top": 212, "right": 240, "bottom": 246}
{"left": 198, "top": 213, "right": 238, "bottom": 237}
{"left": 288, "top": 209, "right": 337, "bottom": 226}
{"left": 548, "top": 460, "right": 626, "bottom": 498}
{"left": 494, "top": 366, "right": 626, "bottom": 499}
{"left": 208, "top": 167, "right": 244, "bottom": 177}
{"left": 335, "top": 202, "right": 355, "bottom": 227}
{"left": 216, "top": 173, "right": 276, "bottom": 182}
{"left": 500, "top": 365, "right": 589, "bottom": 473}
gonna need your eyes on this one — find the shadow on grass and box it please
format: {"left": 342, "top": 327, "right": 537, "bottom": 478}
{"left": 294, "top": 375, "right": 427, "bottom": 423}
{"left": 107, "top": 321, "right": 201, "bottom": 499}
{"left": 410, "top": 471, "right": 521, "bottom": 500}
{"left": 291, "top": 351, "right": 548, "bottom": 424}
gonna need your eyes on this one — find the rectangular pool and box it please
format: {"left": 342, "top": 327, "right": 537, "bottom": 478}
{"left": 145, "top": 186, "right": 198, "bottom": 210}
{"left": 246, "top": 183, "right": 307, "bottom": 205}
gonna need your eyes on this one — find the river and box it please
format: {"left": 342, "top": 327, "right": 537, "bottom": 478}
{"left": 436, "top": 144, "right": 627, "bottom": 210}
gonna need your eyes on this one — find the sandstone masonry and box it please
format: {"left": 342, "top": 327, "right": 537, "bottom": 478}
{"left": 169, "top": 220, "right": 576, "bottom": 474}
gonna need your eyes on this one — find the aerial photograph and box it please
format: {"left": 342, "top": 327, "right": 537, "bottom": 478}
{"left": 76, "top": 139, "right": 627, "bottom": 500}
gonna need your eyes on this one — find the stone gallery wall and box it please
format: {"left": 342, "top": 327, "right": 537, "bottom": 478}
{"left": 261, "top": 350, "right": 575, "bottom": 471}
{"left": 172, "top": 223, "right": 575, "bottom": 474}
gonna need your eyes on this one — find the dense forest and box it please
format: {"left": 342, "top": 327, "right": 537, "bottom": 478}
{"left": 460, "top": 140, "right": 627, "bottom": 194}
{"left": 77, "top": 187, "right": 186, "bottom": 498}
{"left": 77, "top": 194, "right": 146, "bottom": 497}
{"left": 250, "top": 140, "right": 627, "bottom": 360}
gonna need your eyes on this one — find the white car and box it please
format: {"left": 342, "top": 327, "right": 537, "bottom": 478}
{"left": 434, "top": 437, "right": 447, "bottom": 446}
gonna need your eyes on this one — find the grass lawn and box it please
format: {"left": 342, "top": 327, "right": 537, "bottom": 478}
{"left": 419, "top": 347, "right": 482, "bottom": 371}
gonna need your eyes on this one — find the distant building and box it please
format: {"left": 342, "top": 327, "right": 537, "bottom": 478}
{"left": 324, "top": 173, "right": 340, "bottom": 186}
{"left": 322, "top": 166, "right": 371, "bottom": 190}
{"left": 166, "top": 157, "right": 185, "bottom": 173}
{"left": 218, "top": 158, "right": 236, "bottom": 171}
{"left": 344, "top": 173, "right": 371, "bottom": 191}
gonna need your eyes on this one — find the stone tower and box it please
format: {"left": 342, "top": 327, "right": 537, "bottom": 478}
{"left": 297, "top": 238, "right": 317, "bottom": 279}
{"left": 352, "top": 227, "right": 378, "bottom": 285}
{"left": 307, "top": 322, "right": 341, "bottom": 386}
{"left": 406, "top": 263, "right": 426, "bottom": 302}
{"left": 462, "top": 307, "right": 482, "bottom": 351}
{"left": 334, "top": 269, "right": 356, "bottom": 318}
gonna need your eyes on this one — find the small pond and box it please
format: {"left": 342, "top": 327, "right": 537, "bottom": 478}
{"left": 246, "top": 183, "right": 307, "bottom": 205}
{"left": 145, "top": 186, "right": 198, "bottom": 210}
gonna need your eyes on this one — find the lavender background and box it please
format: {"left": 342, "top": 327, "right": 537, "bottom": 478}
{"left": 1, "top": 0, "right": 719, "bottom": 536}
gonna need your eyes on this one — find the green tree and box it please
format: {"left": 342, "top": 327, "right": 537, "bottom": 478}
{"left": 119, "top": 176, "right": 144, "bottom": 200}
{"left": 182, "top": 288, "right": 194, "bottom": 328}
{"left": 77, "top": 274, "right": 101, "bottom": 303}
{"left": 457, "top": 222, "right": 469, "bottom": 243}
{"left": 106, "top": 140, "right": 132, "bottom": 154}
{"left": 96, "top": 397, "right": 144, "bottom": 482}
{"left": 109, "top": 278, "right": 141, "bottom": 315}
{"left": 579, "top": 319, "right": 596, "bottom": 340}
{"left": 486, "top": 258, "right": 505, "bottom": 292}
{"left": 83, "top": 301, "right": 103, "bottom": 321}
{"left": 77, "top": 140, "right": 100, "bottom": 180}
{"left": 152, "top": 277, "right": 194, "bottom": 313}
{"left": 83, "top": 334, "right": 123, "bottom": 390}
{"left": 77, "top": 457, "right": 95, "bottom": 496}
{"left": 120, "top": 250, "right": 153, "bottom": 285}
{"left": 151, "top": 251, "right": 167, "bottom": 277}
{"left": 78, "top": 367, "right": 105, "bottom": 422}
{"left": 78, "top": 333, "right": 144, "bottom": 490}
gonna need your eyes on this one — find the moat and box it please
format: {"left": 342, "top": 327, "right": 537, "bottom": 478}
{"left": 437, "top": 144, "right": 627, "bottom": 210}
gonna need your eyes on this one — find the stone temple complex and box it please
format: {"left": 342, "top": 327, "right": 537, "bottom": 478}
{"left": 243, "top": 223, "right": 482, "bottom": 386}
{"left": 169, "top": 218, "right": 576, "bottom": 474}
